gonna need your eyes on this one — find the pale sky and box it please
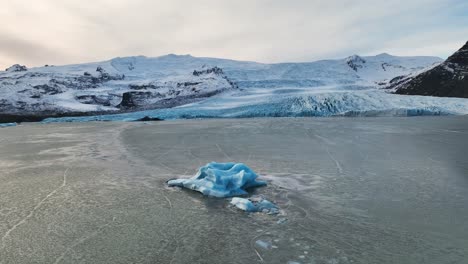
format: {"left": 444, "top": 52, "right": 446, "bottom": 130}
{"left": 1, "top": 0, "right": 467, "bottom": 69}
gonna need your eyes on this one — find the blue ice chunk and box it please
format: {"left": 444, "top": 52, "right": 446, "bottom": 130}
{"left": 167, "top": 162, "right": 266, "bottom": 198}
{"left": 0, "top": 123, "right": 17, "bottom": 128}
{"left": 255, "top": 240, "right": 273, "bottom": 250}
{"left": 231, "top": 196, "right": 279, "bottom": 214}
{"left": 277, "top": 218, "right": 288, "bottom": 224}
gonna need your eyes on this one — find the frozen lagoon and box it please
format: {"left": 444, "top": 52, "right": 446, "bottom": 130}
{"left": 0, "top": 117, "right": 467, "bottom": 263}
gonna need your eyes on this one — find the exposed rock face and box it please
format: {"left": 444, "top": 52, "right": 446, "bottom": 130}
{"left": 346, "top": 55, "right": 366, "bottom": 71}
{"left": 193, "top": 66, "right": 224, "bottom": 76}
{"left": 134, "top": 116, "right": 163, "bottom": 122}
{"left": 96, "top": 66, "right": 125, "bottom": 81}
{"left": 76, "top": 95, "right": 115, "bottom": 106}
{"left": 393, "top": 41, "right": 468, "bottom": 98}
{"left": 193, "top": 66, "right": 238, "bottom": 89}
{"left": 119, "top": 91, "right": 155, "bottom": 109}
{"left": 6, "top": 64, "right": 27, "bottom": 72}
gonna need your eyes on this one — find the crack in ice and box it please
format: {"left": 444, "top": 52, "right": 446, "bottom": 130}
{"left": 216, "top": 143, "right": 232, "bottom": 160}
{"left": 1, "top": 168, "right": 70, "bottom": 249}
{"left": 310, "top": 132, "right": 343, "bottom": 175}
{"left": 326, "top": 148, "right": 343, "bottom": 174}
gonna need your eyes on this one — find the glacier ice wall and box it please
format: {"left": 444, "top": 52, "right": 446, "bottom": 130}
{"left": 43, "top": 89, "right": 468, "bottom": 123}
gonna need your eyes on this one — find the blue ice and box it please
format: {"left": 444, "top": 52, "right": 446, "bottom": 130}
{"left": 0, "top": 123, "right": 17, "bottom": 128}
{"left": 167, "top": 162, "right": 266, "bottom": 198}
{"left": 231, "top": 196, "right": 279, "bottom": 214}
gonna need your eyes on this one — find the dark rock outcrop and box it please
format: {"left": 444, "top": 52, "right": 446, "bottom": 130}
{"left": 76, "top": 95, "right": 114, "bottom": 106}
{"left": 128, "top": 83, "right": 160, "bottom": 90}
{"left": 134, "top": 116, "right": 163, "bottom": 122}
{"left": 119, "top": 91, "right": 155, "bottom": 109}
{"left": 33, "top": 84, "right": 63, "bottom": 95}
{"left": 393, "top": 41, "right": 468, "bottom": 98}
{"left": 346, "top": 55, "right": 366, "bottom": 71}
{"left": 193, "top": 66, "right": 224, "bottom": 76}
{"left": 96, "top": 66, "right": 125, "bottom": 81}
{"left": 5, "top": 64, "right": 28, "bottom": 72}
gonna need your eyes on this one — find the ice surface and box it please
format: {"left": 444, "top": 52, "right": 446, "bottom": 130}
{"left": 2, "top": 118, "right": 468, "bottom": 263}
{"left": 231, "top": 196, "right": 279, "bottom": 214}
{"left": 167, "top": 162, "right": 266, "bottom": 198}
{"left": 0, "top": 123, "right": 17, "bottom": 128}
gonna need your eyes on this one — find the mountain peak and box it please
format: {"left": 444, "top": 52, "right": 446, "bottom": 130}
{"left": 394, "top": 40, "right": 468, "bottom": 98}
{"left": 346, "top": 54, "right": 363, "bottom": 60}
{"left": 375, "top": 53, "right": 393, "bottom": 58}
{"left": 161, "top": 53, "right": 193, "bottom": 59}
{"left": 346, "top": 55, "right": 366, "bottom": 71}
{"left": 5, "top": 64, "right": 28, "bottom": 72}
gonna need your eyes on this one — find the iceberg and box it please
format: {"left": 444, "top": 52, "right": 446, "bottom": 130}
{"left": 167, "top": 162, "right": 266, "bottom": 198}
{"left": 230, "top": 196, "right": 279, "bottom": 214}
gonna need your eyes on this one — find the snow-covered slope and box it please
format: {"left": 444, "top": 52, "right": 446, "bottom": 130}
{"left": 0, "top": 61, "right": 236, "bottom": 116}
{"left": 0, "top": 53, "right": 447, "bottom": 121}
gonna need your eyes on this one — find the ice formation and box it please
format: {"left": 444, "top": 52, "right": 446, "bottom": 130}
{"left": 43, "top": 88, "right": 468, "bottom": 123}
{"left": 230, "top": 196, "right": 279, "bottom": 214}
{"left": 0, "top": 123, "right": 17, "bottom": 128}
{"left": 255, "top": 240, "right": 273, "bottom": 250}
{"left": 167, "top": 162, "right": 267, "bottom": 198}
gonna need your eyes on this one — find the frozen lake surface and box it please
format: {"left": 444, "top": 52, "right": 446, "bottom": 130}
{"left": 1, "top": 117, "right": 467, "bottom": 263}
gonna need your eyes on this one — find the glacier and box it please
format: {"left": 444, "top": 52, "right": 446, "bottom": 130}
{"left": 167, "top": 162, "right": 266, "bottom": 198}
{"left": 42, "top": 88, "right": 468, "bottom": 123}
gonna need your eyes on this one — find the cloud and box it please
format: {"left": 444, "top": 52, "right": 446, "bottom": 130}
{"left": 0, "top": 32, "right": 69, "bottom": 67}
{"left": 0, "top": 0, "right": 467, "bottom": 68}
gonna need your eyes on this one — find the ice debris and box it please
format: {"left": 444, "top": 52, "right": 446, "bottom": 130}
{"left": 0, "top": 123, "right": 17, "bottom": 128}
{"left": 255, "top": 240, "right": 273, "bottom": 250}
{"left": 167, "top": 162, "right": 267, "bottom": 198}
{"left": 230, "top": 196, "right": 279, "bottom": 214}
{"left": 277, "top": 218, "right": 288, "bottom": 224}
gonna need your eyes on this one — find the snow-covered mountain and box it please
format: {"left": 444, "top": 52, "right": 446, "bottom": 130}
{"left": 390, "top": 41, "right": 468, "bottom": 98}
{"left": 0, "top": 53, "right": 442, "bottom": 122}
{"left": 0, "top": 62, "right": 236, "bottom": 119}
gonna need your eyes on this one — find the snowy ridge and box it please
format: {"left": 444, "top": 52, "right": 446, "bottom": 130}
{"left": 0, "top": 59, "right": 236, "bottom": 115}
